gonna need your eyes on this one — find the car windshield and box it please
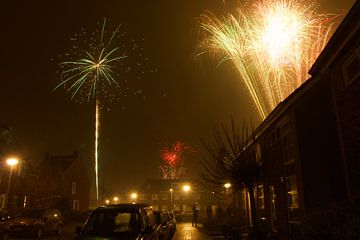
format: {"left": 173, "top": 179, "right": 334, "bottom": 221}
{"left": 82, "top": 210, "right": 140, "bottom": 236}
{"left": 18, "top": 209, "right": 45, "bottom": 218}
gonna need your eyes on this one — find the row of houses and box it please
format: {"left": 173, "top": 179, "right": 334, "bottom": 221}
{"left": 0, "top": 128, "right": 90, "bottom": 214}
{"left": 223, "top": 2, "right": 359, "bottom": 238}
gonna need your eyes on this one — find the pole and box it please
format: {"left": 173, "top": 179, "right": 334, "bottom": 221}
{"left": 170, "top": 190, "right": 173, "bottom": 211}
{"left": 5, "top": 167, "right": 13, "bottom": 210}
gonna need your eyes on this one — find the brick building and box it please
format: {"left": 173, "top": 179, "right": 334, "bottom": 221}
{"left": 36, "top": 152, "right": 91, "bottom": 212}
{"left": 235, "top": 2, "right": 360, "bottom": 237}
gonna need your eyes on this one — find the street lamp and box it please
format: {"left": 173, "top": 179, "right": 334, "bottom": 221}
{"left": 130, "top": 192, "right": 138, "bottom": 204}
{"left": 170, "top": 188, "right": 173, "bottom": 211}
{"left": 182, "top": 185, "right": 191, "bottom": 192}
{"left": 130, "top": 192, "right": 138, "bottom": 200}
{"left": 113, "top": 196, "right": 119, "bottom": 203}
{"left": 105, "top": 199, "right": 110, "bottom": 205}
{"left": 224, "top": 183, "right": 231, "bottom": 195}
{"left": 5, "top": 158, "right": 19, "bottom": 210}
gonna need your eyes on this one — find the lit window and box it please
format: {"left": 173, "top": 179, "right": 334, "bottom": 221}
{"left": 73, "top": 200, "right": 80, "bottom": 211}
{"left": 287, "top": 176, "right": 299, "bottom": 208}
{"left": 152, "top": 194, "right": 159, "bottom": 200}
{"left": 161, "top": 193, "right": 168, "bottom": 200}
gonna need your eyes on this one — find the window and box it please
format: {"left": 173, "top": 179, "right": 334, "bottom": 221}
{"left": 255, "top": 143, "right": 262, "bottom": 164}
{"left": 287, "top": 175, "right": 300, "bottom": 221}
{"left": 255, "top": 185, "right": 265, "bottom": 220}
{"left": 281, "top": 122, "right": 295, "bottom": 165}
{"left": 73, "top": 200, "right": 80, "bottom": 211}
{"left": 152, "top": 194, "right": 158, "bottom": 200}
{"left": 256, "top": 185, "right": 265, "bottom": 210}
{"left": 287, "top": 176, "right": 299, "bottom": 208}
{"left": 72, "top": 182, "right": 77, "bottom": 195}
{"left": 140, "top": 193, "right": 146, "bottom": 200}
{"left": 82, "top": 212, "right": 140, "bottom": 234}
{"left": 161, "top": 205, "right": 168, "bottom": 210}
{"left": 161, "top": 193, "right": 168, "bottom": 200}
{"left": 173, "top": 204, "right": 180, "bottom": 211}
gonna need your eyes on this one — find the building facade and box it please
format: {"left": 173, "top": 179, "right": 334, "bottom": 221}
{"left": 244, "top": 2, "right": 359, "bottom": 238}
{"left": 138, "top": 178, "right": 204, "bottom": 214}
{"left": 36, "top": 152, "right": 91, "bottom": 212}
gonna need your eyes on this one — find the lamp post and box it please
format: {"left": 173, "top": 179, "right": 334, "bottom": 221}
{"left": 113, "top": 196, "right": 119, "bottom": 204}
{"left": 182, "top": 185, "right": 191, "bottom": 212}
{"left": 170, "top": 188, "right": 173, "bottom": 211}
{"left": 5, "top": 158, "right": 19, "bottom": 210}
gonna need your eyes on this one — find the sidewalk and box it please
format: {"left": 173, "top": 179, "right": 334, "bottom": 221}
{"left": 173, "top": 222, "right": 214, "bottom": 240}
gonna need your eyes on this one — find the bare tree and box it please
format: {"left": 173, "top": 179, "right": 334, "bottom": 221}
{"left": 200, "top": 119, "right": 262, "bottom": 228}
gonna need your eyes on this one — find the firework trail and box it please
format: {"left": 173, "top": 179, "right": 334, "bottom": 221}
{"left": 55, "top": 18, "right": 149, "bottom": 204}
{"left": 200, "top": 0, "right": 339, "bottom": 119}
{"left": 160, "top": 141, "right": 192, "bottom": 179}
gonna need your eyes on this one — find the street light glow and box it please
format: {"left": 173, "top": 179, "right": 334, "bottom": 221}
{"left": 6, "top": 158, "right": 19, "bottom": 166}
{"left": 183, "top": 185, "right": 191, "bottom": 192}
{"left": 224, "top": 183, "right": 231, "bottom": 189}
{"left": 130, "top": 193, "right": 138, "bottom": 199}
{"left": 113, "top": 196, "right": 119, "bottom": 202}
{"left": 105, "top": 199, "right": 110, "bottom": 204}
{"left": 170, "top": 188, "right": 173, "bottom": 192}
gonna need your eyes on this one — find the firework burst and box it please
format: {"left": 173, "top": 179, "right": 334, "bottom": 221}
{"left": 160, "top": 141, "right": 192, "bottom": 179}
{"left": 200, "top": 0, "right": 339, "bottom": 119}
{"left": 55, "top": 18, "right": 150, "bottom": 204}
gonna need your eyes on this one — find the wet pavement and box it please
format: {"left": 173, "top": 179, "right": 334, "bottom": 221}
{"left": 173, "top": 223, "right": 213, "bottom": 240}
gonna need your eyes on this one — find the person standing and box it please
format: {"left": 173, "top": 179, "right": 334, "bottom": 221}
{"left": 192, "top": 202, "right": 199, "bottom": 227}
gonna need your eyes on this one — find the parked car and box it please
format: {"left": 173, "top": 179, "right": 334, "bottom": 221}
{"left": 74, "top": 204, "right": 158, "bottom": 240}
{"left": 0, "top": 211, "right": 11, "bottom": 240}
{"left": 152, "top": 211, "right": 172, "bottom": 240}
{"left": 9, "top": 208, "right": 63, "bottom": 238}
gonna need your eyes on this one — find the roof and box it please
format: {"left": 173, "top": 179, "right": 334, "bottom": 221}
{"left": 38, "top": 152, "right": 79, "bottom": 176}
{"left": 309, "top": 1, "right": 360, "bottom": 76}
{"left": 140, "top": 178, "right": 188, "bottom": 192}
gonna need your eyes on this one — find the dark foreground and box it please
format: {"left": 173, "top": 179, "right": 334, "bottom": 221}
{"left": 9, "top": 222, "right": 212, "bottom": 240}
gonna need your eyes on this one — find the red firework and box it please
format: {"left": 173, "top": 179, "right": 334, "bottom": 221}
{"left": 161, "top": 141, "right": 189, "bottom": 167}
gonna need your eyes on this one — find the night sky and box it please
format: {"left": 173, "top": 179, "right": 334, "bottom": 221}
{"left": 1, "top": 0, "right": 355, "bottom": 204}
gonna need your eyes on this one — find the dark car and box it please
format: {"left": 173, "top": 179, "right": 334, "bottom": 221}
{"left": 74, "top": 204, "right": 158, "bottom": 240}
{"left": 9, "top": 208, "right": 63, "bottom": 238}
{"left": 0, "top": 211, "right": 11, "bottom": 240}
{"left": 152, "top": 211, "right": 172, "bottom": 240}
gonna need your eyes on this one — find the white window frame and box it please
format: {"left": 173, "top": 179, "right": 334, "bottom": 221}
{"left": 152, "top": 194, "right": 159, "bottom": 200}
{"left": 72, "top": 200, "right": 80, "bottom": 211}
{"left": 71, "top": 182, "right": 77, "bottom": 195}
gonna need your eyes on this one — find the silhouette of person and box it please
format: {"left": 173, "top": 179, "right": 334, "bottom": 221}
{"left": 206, "top": 205, "right": 212, "bottom": 221}
{"left": 192, "top": 202, "right": 199, "bottom": 227}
